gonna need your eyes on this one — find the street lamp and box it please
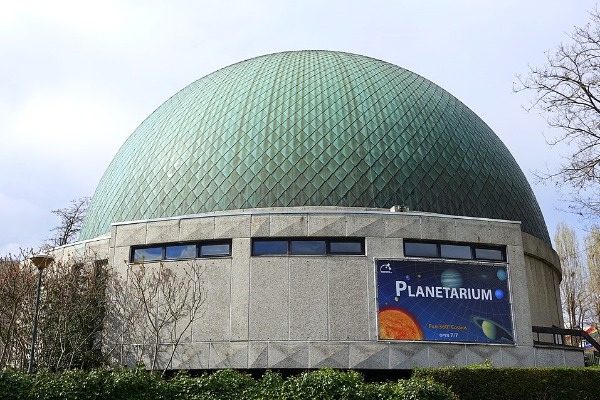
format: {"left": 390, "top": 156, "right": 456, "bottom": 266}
{"left": 27, "top": 253, "right": 54, "bottom": 374}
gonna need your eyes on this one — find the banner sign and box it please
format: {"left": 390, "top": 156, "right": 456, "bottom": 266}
{"left": 376, "top": 259, "right": 514, "bottom": 344}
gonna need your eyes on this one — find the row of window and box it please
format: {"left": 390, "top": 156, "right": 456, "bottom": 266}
{"left": 131, "top": 239, "right": 506, "bottom": 263}
{"left": 132, "top": 241, "right": 231, "bottom": 263}
{"left": 252, "top": 238, "right": 364, "bottom": 256}
{"left": 403, "top": 240, "right": 506, "bottom": 261}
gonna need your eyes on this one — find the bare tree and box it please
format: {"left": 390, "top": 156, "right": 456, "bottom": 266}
{"left": 49, "top": 197, "right": 90, "bottom": 247}
{"left": 0, "top": 251, "right": 36, "bottom": 369}
{"left": 105, "top": 261, "right": 205, "bottom": 374}
{"left": 36, "top": 257, "right": 108, "bottom": 370}
{"left": 555, "top": 223, "right": 590, "bottom": 336}
{"left": 586, "top": 226, "right": 600, "bottom": 324}
{"left": 516, "top": 10, "right": 600, "bottom": 216}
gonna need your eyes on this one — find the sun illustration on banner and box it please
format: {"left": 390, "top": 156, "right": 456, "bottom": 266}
{"left": 378, "top": 307, "right": 424, "bottom": 340}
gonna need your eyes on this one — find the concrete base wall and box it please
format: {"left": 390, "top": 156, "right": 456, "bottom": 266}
{"left": 56, "top": 207, "right": 578, "bottom": 369}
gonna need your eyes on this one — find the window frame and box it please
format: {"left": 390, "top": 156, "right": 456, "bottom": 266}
{"left": 403, "top": 240, "right": 506, "bottom": 262}
{"left": 130, "top": 239, "right": 232, "bottom": 263}
{"left": 251, "top": 237, "right": 365, "bottom": 256}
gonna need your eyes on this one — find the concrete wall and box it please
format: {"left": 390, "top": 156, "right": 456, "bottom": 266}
{"left": 59, "top": 207, "right": 579, "bottom": 368}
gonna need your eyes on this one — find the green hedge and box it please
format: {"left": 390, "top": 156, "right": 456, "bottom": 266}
{"left": 413, "top": 366, "right": 600, "bottom": 400}
{"left": 7, "top": 366, "right": 600, "bottom": 399}
{"left": 0, "top": 368, "right": 456, "bottom": 400}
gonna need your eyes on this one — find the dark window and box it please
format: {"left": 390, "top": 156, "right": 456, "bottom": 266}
{"left": 440, "top": 244, "right": 472, "bottom": 260}
{"left": 132, "top": 247, "right": 162, "bottom": 262}
{"left": 166, "top": 244, "right": 197, "bottom": 259}
{"left": 329, "top": 241, "right": 363, "bottom": 255}
{"left": 475, "top": 247, "right": 505, "bottom": 261}
{"left": 404, "top": 242, "right": 438, "bottom": 258}
{"left": 253, "top": 240, "right": 288, "bottom": 255}
{"left": 200, "top": 243, "right": 231, "bottom": 257}
{"left": 291, "top": 240, "right": 326, "bottom": 255}
{"left": 130, "top": 240, "right": 231, "bottom": 263}
{"left": 404, "top": 240, "right": 506, "bottom": 262}
{"left": 252, "top": 238, "right": 365, "bottom": 256}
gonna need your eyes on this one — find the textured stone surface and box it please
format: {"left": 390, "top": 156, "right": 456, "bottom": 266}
{"left": 146, "top": 219, "right": 180, "bottom": 244}
{"left": 328, "top": 258, "right": 369, "bottom": 340}
{"left": 308, "top": 214, "right": 346, "bottom": 237}
{"left": 192, "top": 258, "right": 232, "bottom": 341}
{"left": 268, "top": 342, "right": 309, "bottom": 368}
{"left": 180, "top": 217, "right": 215, "bottom": 241}
{"left": 349, "top": 343, "right": 389, "bottom": 369}
{"left": 114, "top": 223, "right": 146, "bottom": 247}
{"left": 214, "top": 214, "right": 251, "bottom": 239}
{"left": 249, "top": 257, "right": 289, "bottom": 340}
{"left": 230, "top": 238, "right": 250, "bottom": 340}
{"left": 389, "top": 342, "right": 429, "bottom": 368}
{"left": 270, "top": 214, "right": 308, "bottom": 237}
{"left": 289, "top": 257, "right": 328, "bottom": 340}
{"left": 210, "top": 342, "right": 248, "bottom": 368}
{"left": 310, "top": 342, "right": 350, "bottom": 368}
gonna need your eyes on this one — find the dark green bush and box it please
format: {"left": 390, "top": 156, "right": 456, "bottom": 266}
{"left": 0, "top": 367, "right": 462, "bottom": 400}
{"left": 414, "top": 367, "right": 600, "bottom": 400}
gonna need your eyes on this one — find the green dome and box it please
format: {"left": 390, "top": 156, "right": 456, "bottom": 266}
{"left": 80, "top": 50, "right": 549, "bottom": 242}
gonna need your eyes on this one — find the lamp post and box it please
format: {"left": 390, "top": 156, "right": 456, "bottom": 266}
{"left": 27, "top": 253, "right": 54, "bottom": 374}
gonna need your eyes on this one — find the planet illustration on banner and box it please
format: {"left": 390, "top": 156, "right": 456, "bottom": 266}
{"left": 471, "top": 316, "right": 513, "bottom": 341}
{"left": 440, "top": 268, "right": 463, "bottom": 288}
{"left": 494, "top": 289, "right": 505, "bottom": 300}
{"left": 379, "top": 307, "right": 424, "bottom": 340}
{"left": 497, "top": 269, "right": 507, "bottom": 281}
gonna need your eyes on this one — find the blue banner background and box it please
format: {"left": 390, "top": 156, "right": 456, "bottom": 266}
{"left": 376, "top": 259, "right": 514, "bottom": 344}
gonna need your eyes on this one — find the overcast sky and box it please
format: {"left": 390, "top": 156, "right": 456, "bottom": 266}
{"left": 0, "top": 1, "right": 596, "bottom": 255}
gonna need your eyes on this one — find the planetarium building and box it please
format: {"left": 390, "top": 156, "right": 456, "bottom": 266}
{"left": 55, "top": 50, "right": 578, "bottom": 369}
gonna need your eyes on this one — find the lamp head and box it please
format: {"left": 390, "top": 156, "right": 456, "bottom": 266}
{"left": 30, "top": 254, "right": 54, "bottom": 270}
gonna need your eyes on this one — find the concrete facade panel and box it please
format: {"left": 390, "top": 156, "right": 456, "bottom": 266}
{"left": 180, "top": 217, "right": 215, "bottom": 241}
{"left": 250, "top": 214, "right": 270, "bottom": 237}
{"left": 309, "top": 342, "right": 350, "bottom": 368}
{"left": 389, "top": 342, "right": 429, "bottom": 368}
{"left": 146, "top": 219, "right": 179, "bottom": 244}
{"left": 114, "top": 223, "right": 146, "bottom": 247}
{"left": 308, "top": 214, "right": 346, "bottom": 237}
{"left": 454, "top": 220, "right": 491, "bottom": 244}
{"left": 192, "top": 258, "right": 232, "bottom": 341}
{"left": 209, "top": 342, "right": 249, "bottom": 369}
{"left": 170, "top": 342, "right": 210, "bottom": 369}
{"left": 289, "top": 257, "right": 328, "bottom": 340}
{"left": 349, "top": 342, "right": 389, "bottom": 369}
{"left": 214, "top": 214, "right": 251, "bottom": 239}
{"left": 249, "top": 257, "right": 289, "bottom": 340}
{"left": 248, "top": 342, "right": 269, "bottom": 368}
{"left": 230, "top": 238, "right": 250, "bottom": 340}
{"left": 346, "top": 215, "right": 384, "bottom": 237}
{"left": 384, "top": 214, "right": 421, "bottom": 238}
{"left": 268, "top": 342, "right": 309, "bottom": 368}
{"left": 270, "top": 214, "right": 308, "bottom": 236}
{"left": 501, "top": 346, "right": 535, "bottom": 367}
{"left": 420, "top": 217, "right": 455, "bottom": 241}
{"left": 465, "top": 344, "right": 504, "bottom": 366}
{"left": 328, "top": 258, "right": 369, "bottom": 340}
{"left": 428, "top": 343, "right": 467, "bottom": 367}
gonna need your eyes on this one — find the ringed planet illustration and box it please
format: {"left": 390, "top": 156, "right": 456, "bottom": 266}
{"left": 471, "top": 316, "right": 513, "bottom": 341}
{"left": 378, "top": 307, "right": 424, "bottom": 340}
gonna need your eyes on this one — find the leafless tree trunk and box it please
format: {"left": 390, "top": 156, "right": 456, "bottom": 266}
{"left": 586, "top": 226, "right": 600, "bottom": 324}
{"left": 555, "top": 223, "right": 590, "bottom": 342}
